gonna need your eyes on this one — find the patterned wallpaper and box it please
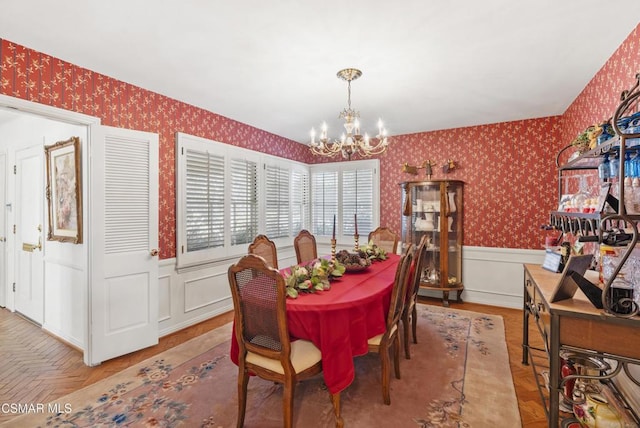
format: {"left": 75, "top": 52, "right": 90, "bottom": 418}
{"left": 1, "top": 22, "right": 639, "bottom": 255}
{"left": 374, "top": 117, "right": 562, "bottom": 249}
{"left": 562, "top": 24, "right": 640, "bottom": 146}
{"left": 0, "top": 39, "right": 312, "bottom": 259}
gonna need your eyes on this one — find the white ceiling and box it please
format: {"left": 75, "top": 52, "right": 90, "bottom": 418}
{"left": 1, "top": 1, "right": 639, "bottom": 144}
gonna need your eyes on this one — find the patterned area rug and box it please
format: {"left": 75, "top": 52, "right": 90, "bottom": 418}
{"left": 2, "top": 305, "right": 521, "bottom": 427}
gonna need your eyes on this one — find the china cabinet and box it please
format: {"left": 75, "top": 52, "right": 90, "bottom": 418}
{"left": 400, "top": 180, "right": 463, "bottom": 307}
{"left": 524, "top": 73, "right": 640, "bottom": 427}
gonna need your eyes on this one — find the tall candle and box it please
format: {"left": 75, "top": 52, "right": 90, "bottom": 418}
{"left": 354, "top": 214, "right": 358, "bottom": 235}
{"left": 332, "top": 214, "right": 336, "bottom": 239}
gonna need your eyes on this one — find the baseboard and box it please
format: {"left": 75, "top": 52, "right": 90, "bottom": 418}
{"left": 41, "top": 324, "right": 84, "bottom": 351}
{"left": 421, "top": 246, "right": 546, "bottom": 309}
{"left": 159, "top": 304, "right": 232, "bottom": 337}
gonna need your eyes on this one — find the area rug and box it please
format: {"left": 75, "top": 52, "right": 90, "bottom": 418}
{"left": 2, "top": 305, "right": 521, "bottom": 427}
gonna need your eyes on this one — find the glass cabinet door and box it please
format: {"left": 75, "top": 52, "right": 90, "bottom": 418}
{"left": 412, "top": 182, "right": 441, "bottom": 286}
{"left": 445, "top": 181, "right": 463, "bottom": 288}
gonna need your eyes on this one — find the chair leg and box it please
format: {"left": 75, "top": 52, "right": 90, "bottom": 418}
{"left": 412, "top": 304, "right": 418, "bottom": 344}
{"left": 237, "top": 367, "right": 249, "bottom": 428}
{"left": 380, "top": 347, "right": 391, "bottom": 405}
{"left": 402, "top": 311, "right": 411, "bottom": 359}
{"left": 283, "top": 378, "right": 295, "bottom": 428}
{"left": 393, "top": 334, "right": 401, "bottom": 380}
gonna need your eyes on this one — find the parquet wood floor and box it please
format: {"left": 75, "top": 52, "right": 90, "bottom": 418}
{"left": 0, "top": 299, "right": 547, "bottom": 426}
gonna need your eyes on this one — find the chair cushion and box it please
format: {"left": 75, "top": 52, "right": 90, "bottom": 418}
{"left": 246, "top": 339, "right": 321, "bottom": 374}
{"left": 367, "top": 324, "right": 397, "bottom": 346}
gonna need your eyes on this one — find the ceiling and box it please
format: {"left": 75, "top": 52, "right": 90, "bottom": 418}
{"left": 1, "top": 1, "right": 639, "bottom": 144}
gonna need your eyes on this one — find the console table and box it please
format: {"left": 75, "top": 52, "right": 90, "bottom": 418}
{"left": 522, "top": 264, "right": 640, "bottom": 427}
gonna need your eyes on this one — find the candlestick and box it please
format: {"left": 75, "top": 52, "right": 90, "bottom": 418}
{"left": 332, "top": 214, "right": 336, "bottom": 239}
{"left": 354, "top": 234, "right": 360, "bottom": 252}
{"left": 354, "top": 214, "right": 358, "bottom": 236}
{"left": 331, "top": 238, "right": 337, "bottom": 263}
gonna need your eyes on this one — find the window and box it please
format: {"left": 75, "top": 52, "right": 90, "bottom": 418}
{"left": 264, "top": 163, "right": 290, "bottom": 239}
{"left": 311, "top": 170, "right": 338, "bottom": 236}
{"left": 229, "top": 157, "right": 258, "bottom": 246}
{"left": 342, "top": 168, "right": 374, "bottom": 236}
{"left": 184, "top": 148, "right": 225, "bottom": 252}
{"left": 291, "top": 167, "right": 310, "bottom": 235}
{"left": 176, "top": 132, "right": 310, "bottom": 268}
{"left": 310, "top": 159, "right": 379, "bottom": 240}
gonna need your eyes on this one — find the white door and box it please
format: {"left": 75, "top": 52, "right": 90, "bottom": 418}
{"left": 88, "top": 125, "right": 159, "bottom": 365}
{"left": 14, "top": 145, "right": 44, "bottom": 324}
{"left": 0, "top": 152, "right": 6, "bottom": 307}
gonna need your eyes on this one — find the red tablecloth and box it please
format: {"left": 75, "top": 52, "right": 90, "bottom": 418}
{"left": 230, "top": 254, "right": 399, "bottom": 394}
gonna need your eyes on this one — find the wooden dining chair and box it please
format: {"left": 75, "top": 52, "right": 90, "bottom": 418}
{"left": 402, "top": 234, "right": 429, "bottom": 359}
{"left": 247, "top": 234, "right": 278, "bottom": 269}
{"left": 366, "top": 244, "right": 414, "bottom": 405}
{"left": 228, "top": 254, "right": 328, "bottom": 428}
{"left": 293, "top": 229, "right": 318, "bottom": 264}
{"left": 368, "top": 227, "right": 399, "bottom": 254}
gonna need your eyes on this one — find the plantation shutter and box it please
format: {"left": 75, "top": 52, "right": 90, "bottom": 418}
{"left": 311, "top": 170, "right": 338, "bottom": 236}
{"left": 342, "top": 168, "right": 374, "bottom": 236}
{"left": 265, "top": 164, "right": 290, "bottom": 239}
{"left": 184, "top": 148, "right": 225, "bottom": 252}
{"left": 230, "top": 158, "right": 258, "bottom": 246}
{"left": 291, "top": 168, "right": 309, "bottom": 235}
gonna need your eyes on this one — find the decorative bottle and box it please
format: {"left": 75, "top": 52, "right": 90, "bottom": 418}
{"left": 610, "top": 154, "right": 619, "bottom": 179}
{"left": 598, "top": 154, "right": 610, "bottom": 181}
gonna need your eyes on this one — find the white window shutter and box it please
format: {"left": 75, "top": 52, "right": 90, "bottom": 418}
{"left": 230, "top": 158, "right": 258, "bottom": 246}
{"left": 311, "top": 170, "right": 338, "bottom": 236}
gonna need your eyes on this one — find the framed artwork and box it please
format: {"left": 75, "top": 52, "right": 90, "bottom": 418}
{"left": 45, "top": 136, "right": 82, "bottom": 243}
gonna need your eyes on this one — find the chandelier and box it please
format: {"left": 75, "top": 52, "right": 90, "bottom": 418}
{"left": 310, "top": 68, "right": 389, "bottom": 160}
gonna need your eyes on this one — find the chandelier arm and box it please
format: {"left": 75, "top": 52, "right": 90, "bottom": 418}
{"left": 310, "top": 68, "right": 389, "bottom": 160}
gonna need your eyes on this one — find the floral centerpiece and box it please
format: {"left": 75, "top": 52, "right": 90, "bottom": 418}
{"left": 284, "top": 258, "right": 345, "bottom": 298}
{"left": 360, "top": 240, "right": 388, "bottom": 261}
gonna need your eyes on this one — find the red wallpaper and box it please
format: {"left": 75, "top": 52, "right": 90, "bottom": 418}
{"left": 375, "top": 117, "right": 563, "bottom": 249}
{"left": 0, "top": 39, "right": 312, "bottom": 259}
{"left": 562, "top": 24, "right": 640, "bottom": 146}
{"left": 1, "top": 22, "right": 639, "bottom": 255}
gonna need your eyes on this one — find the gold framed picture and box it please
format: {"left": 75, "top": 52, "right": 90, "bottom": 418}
{"left": 45, "top": 136, "right": 82, "bottom": 244}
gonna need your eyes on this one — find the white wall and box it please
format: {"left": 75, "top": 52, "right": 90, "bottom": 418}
{"left": 0, "top": 111, "right": 88, "bottom": 349}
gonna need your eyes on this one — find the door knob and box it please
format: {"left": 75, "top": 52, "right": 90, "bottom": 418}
{"left": 150, "top": 249, "right": 159, "bottom": 256}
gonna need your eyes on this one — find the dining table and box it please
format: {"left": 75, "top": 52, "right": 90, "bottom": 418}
{"left": 229, "top": 253, "right": 400, "bottom": 426}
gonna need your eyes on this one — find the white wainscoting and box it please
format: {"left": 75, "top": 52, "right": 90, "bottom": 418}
{"left": 157, "top": 246, "right": 298, "bottom": 337}
{"left": 159, "top": 245, "right": 545, "bottom": 336}
{"left": 418, "top": 246, "right": 546, "bottom": 309}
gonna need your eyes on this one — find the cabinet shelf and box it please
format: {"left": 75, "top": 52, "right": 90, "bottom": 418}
{"left": 558, "top": 137, "right": 620, "bottom": 170}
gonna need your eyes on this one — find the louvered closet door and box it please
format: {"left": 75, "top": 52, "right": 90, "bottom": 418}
{"left": 89, "top": 125, "right": 159, "bottom": 365}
